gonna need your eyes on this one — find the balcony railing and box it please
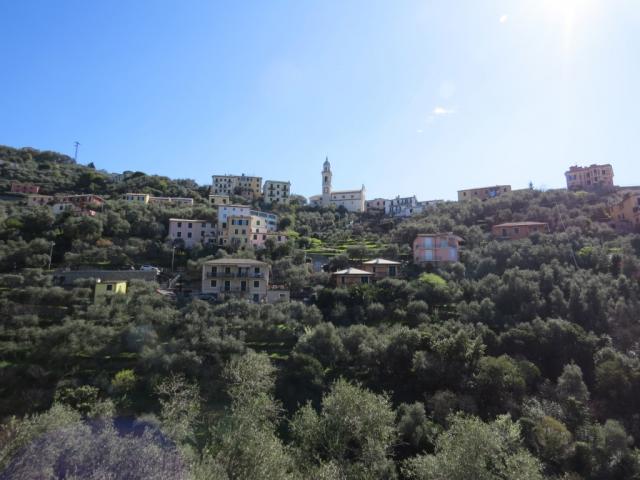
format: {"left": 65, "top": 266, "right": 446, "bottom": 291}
{"left": 206, "top": 272, "right": 265, "bottom": 279}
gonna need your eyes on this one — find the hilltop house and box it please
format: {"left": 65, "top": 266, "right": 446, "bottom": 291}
{"left": 413, "top": 233, "right": 463, "bottom": 264}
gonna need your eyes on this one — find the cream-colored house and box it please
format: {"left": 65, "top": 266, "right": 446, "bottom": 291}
{"left": 123, "top": 193, "right": 150, "bottom": 204}
{"left": 263, "top": 180, "right": 291, "bottom": 205}
{"left": 209, "top": 194, "right": 230, "bottom": 206}
{"left": 212, "top": 174, "right": 262, "bottom": 200}
{"left": 201, "top": 258, "right": 270, "bottom": 303}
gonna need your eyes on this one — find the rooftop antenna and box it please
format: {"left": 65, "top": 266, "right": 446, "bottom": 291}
{"left": 73, "top": 141, "right": 81, "bottom": 162}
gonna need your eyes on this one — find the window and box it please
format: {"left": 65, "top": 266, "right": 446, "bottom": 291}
{"left": 211, "top": 267, "right": 217, "bottom": 274}
{"left": 514, "top": 228, "right": 519, "bottom": 234}
{"left": 389, "top": 266, "right": 396, "bottom": 276}
{"left": 224, "top": 281, "right": 230, "bottom": 291}
{"left": 253, "top": 294, "right": 260, "bottom": 303}
{"left": 341, "top": 277, "right": 346, "bottom": 284}
{"left": 502, "top": 228, "right": 507, "bottom": 237}
{"left": 241, "top": 281, "right": 247, "bottom": 291}
{"left": 177, "top": 222, "right": 182, "bottom": 227}
{"left": 361, "top": 277, "right": 369, "bottom": 284}
{"left": 254, "top": 280, "right": 259, "bottom": 288}
{"left": 254, "top": 267, "right": 260, "bottom": 274}
{"left": 225, "top": 267, "right": 231, "bottom": 274}
{"left": 187, "top": 232, "right": 192, "bottom": 238}
{"left": 106, "top": 284, "right": 113, "bottom": 291}
{"left": 188, "top": 223, "right": 192, "bottom": 228}
{"left": 177, "top": 231, "right": 182, "bottom": 237}
{"left": 253, "top": 234, "right": 257, "bottom": 240}
{"left": 210, "top": 280, "right": 217, "bottom": 287}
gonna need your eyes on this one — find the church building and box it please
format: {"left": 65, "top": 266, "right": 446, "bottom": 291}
{"left": 309, "top": 158, "right": 366, "bottom": 212}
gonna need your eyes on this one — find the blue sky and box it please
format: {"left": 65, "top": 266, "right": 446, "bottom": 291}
{"left": 1, "top": 1, "right": 638, "bottom": 200}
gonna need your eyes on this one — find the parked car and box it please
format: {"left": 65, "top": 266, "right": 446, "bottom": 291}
{"left": 140, "top": 265, "right": 161, "bottom": 274}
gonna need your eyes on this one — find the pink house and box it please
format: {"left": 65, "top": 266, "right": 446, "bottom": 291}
{"left": 11, "top": 181, "right": 40, "bottom": 194}
{"left": 413, "top": 233, "right": 463, "bottom": 264}
{"left": 168, "top": 218, "right": 216, "bottom": 248}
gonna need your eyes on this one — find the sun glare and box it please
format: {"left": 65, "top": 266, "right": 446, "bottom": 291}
{"left": 540, "top": 0, "right": 600, "bottom": 50}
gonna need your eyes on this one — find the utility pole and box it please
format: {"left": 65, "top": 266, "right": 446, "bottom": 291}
{"left": 48, "top": 242, "right": 55, "bottom": 270}
{"left": 171, "top": 246, "right": 176, "bottom": 272}
{"left": 73, "top": 141, "right": 80, "bottom": 162}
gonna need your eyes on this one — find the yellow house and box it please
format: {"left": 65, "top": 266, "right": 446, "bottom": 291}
{"left": 94, "top": 279, "right": 127, "bottom": 300}
{"left": 123, "top": 193, "right": 150, "bottom": 204}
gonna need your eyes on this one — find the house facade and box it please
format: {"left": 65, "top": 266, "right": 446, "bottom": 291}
{"left": 413, "top": 233, "right": 463, "bottom": 264}
{"left": 458, "top": 186, "right": 511, "bottom": 202}
{"left": 218, "top": 205, "right": 278, "bottom": 231}
{"left": 365, "top": 198, "right": 387, "bottom": 213}
{"left": 149, "top": 196, "right": 194, "bottom": 206}
{"left": 565, "top": 164, "right": 614, "bottom": 191}
{"left": 309, "top": 158, "right": 366, "bottom": 212}
{"left": 386, "top": 196, "right": 423, "bottom": 217}
{"left": 609, "top": 191, "right": 640, "bottom": 233}
{"left": 212, "top": 174, "right": 263, "bottom": 200}
{"left": 11, "top": 181, "right": 40, "bottom": 194}
{"left": 168, "top": 218, "right": 217, "bottom": 248}
{"left": 331, "top": 267, "right": 373, "bottom": 287}
{"left": 123, "top": 193, "right": 150, "bottom": 204}
{"left": 361, "top": 258, "right": 401, "bottom": 280}
{"left": 94, "top": 280, "right": 127, "bottom": 301}
{"left": 201, "top": 258, "right": 270, "bottom": 302}
{"left": 263, "top": 180, "right": 291, "bottom": 205}
{"left": 27, "top": 194, "right": 54, "bottom": 207}
{"left": 209, "top": 194, "right": 230, "bottom": 206}
{"left": 491, "top": 222, "right": 549, "bottom": 240}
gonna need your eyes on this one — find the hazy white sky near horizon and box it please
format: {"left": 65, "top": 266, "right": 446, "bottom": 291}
{"left": 0, "top": 0, "right": 638, "bottom": 200}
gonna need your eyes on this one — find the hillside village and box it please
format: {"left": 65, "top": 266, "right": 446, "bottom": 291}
{"left": 2, "top": 144, "right": 640, "bottom": 479}
{"left": 1, "top": 146, "right": 637, "bottom": 304}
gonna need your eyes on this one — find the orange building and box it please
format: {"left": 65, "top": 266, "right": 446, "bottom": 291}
{"left": 565, "top": 164, "right": 614, "bottom": 191}
{"left": 360, "top": 258, "right": 401, "bottom": 280}
{"left": 331, "top": 267, "right": 373, "bottom": 287}
{"left": 609, "top": 191, "right": 640, "bottom": 233}
{"left": 413, "top": 233, "right": 463, "bottom": 264}
{"left": 492, "top": 222, "right": 549, "bottom": 240}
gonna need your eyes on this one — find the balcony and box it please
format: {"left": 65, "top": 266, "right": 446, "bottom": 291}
{"left": 206, "top": 271, "right": 265, "bottom": 279}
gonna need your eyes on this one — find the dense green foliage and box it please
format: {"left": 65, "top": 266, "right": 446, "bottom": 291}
{"left": 1, "top": 145, "right": 640, "bottom": 479}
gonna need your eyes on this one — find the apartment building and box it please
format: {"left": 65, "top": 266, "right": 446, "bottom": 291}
{"left": 565, "top": 164, "right": 614, "bottom": 191}
{"left": 212, "top": 174, "right": 262, "bottom": 200}
{"left": 365, "top": 198, "right": 387, "bottom": 213}
{"left": 218, "top": 205, "right": 278, "bottom": 231}
{"left": 218, "top": 214, "right": 287, "bottom": 250}
{"left": 201, "top": 258, "right": 270, "bottom": 302}
{"left": 458, "top": 185, "right": 511, "bottom": 202}
{"left": 123, "top": 193, "right": 150, "bottom": 204}
{"left": 609, "top": 191, "right": 640, "bottom": 233}
{"left": 209, "top": 194, "right": 230, "bottom": 206}
{"left": 263, "top": 180, "right": 291, "bottom": 205}
{"left": 413, "top": 233, "right": 463, "bottom": 264}
{"left": 10, "top": 181, "right": 40, "bottom": 194}
{"left": 386, "top": 196, "right": 423, "bottom": 217}
{"left": 361, "top": 258, "right": 401, "bottom": 280}
{"left": 168, "top": 218, "right": 217, "bottom": 248}
{"left": 491, "top": 222, "right": 549, "bottom": 240}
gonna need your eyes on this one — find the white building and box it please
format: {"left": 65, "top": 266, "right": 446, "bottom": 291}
{"left": 309, "top": 158, "right": 365, "bottom": 212}
{"left": 217, "top": 204, "right": 278, "bottom": 231}
{"left": 386, "top": 196, "right": 420, "bottom": 217}
{"left": 263, "top": 180, "right": 291, "bottom": 205}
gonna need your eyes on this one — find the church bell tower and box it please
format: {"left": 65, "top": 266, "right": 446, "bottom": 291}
{"left": 322, "top": 157, "right": 332, "bottom": 206}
